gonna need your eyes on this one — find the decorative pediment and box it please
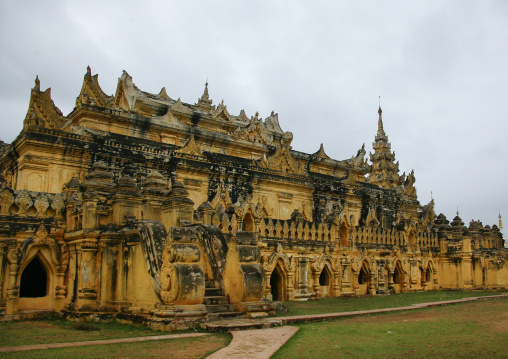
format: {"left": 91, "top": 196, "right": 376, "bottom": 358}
{"left": 23, "top": 76, "right": 66, "bottom": 130}
{"left": 177, "top": 135, "right": 205, "bottom": 158}
{"left": 234, "top": 201, "right": 265, "bottom": 220}
{"left": 345, "top": 144, "right": 366, "bottom": 167}
{"left": 311, "top": 253, "right": 338, "bottom": 273}
{"left": 154, "top": 108, "right": 182, "bottom": 125}
{"left": 210, "top": 185, "right": 233, "bottom": 210}
{"left": 113, "top": 71, "right": 135, "bottom": 111}
{"left": 212, "top": 100, "right": 232, "bottom": 121}
{"left": 343, "top": 168, "right": 357, "bottom": 186}
{"left": 235, "top": 109, "right": 250, "bottom": 123}
{"left": 254, "top": 134, "right": 305, "bottom": 175}
{"left": 263, "top": 249, "right": 291, "bottom": 272}
{"left": 231, "top": 115, "right": 273, "bottom": 145}
{"left": 75, "top": 66, "right": 113, "bottom": 108}
{"left": 158, "top": 87, "right": 172, "bottom": 101}
{"left": 402, "top": 170, "right": 417, "bottom": 197}
{"left": 171, "top": 98, "right": 193, "bottom": 114}
{"left": 263, "top": 111, "right": 284, "bottom": 134}
{"left": 312, "top": 143, "right": 330, "bottom": 160}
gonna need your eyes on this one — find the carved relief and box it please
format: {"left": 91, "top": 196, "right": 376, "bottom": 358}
{"left": 0, "top": 189, "right": 14, "bottom": 215}
{"left": 231, "top": 115, "right": 274, "bottom": 145}
{"left": 254, "top": 133, "right": 305, "bottom": 175}
{"left": 15, "top": 190, "right": 33, "bottom": 216}
{"left": 34, "top": 193, "right": 50, "bottom": 218}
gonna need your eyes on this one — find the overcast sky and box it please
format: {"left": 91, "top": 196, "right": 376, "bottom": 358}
{"left": 1, "top": 1, "right": 507, "bottom": 231}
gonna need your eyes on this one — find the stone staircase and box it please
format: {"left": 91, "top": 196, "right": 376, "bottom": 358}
{"left": 204, "top": 281, "right": 244, "bottom": 321}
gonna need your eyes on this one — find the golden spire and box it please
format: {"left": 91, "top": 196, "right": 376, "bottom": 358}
{"left": 499, "top": 211, "right": 503, "bottom": 230}
{"left": 375, "top": 96, "right": 387, "bottom": 140}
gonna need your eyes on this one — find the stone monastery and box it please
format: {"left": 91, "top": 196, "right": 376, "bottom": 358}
{"left": 0, "top": 68, "right": 506, "bottom": 327}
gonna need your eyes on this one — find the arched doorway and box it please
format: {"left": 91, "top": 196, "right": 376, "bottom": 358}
{"left": 319, "top": 263, "right": 333, "bottom": 297}
{"left": 20, "top": 256, "right": 48, "bottom": 298}
{"left": 243, "top": 212, "right": 255, "bottom": 232}
{"left": 270, "top": 263, "right": 286, "bottom": 301}
{"left": 339, "top": 222, "right": 349, "bottom": 247}
{"left": 358, "top": 262, "right": 370, "bottom": 295}
{"left": 393, "top": 262, "right": 404, "bottom": 293}
{"left": 426, "top": 266, "right": 434, "bottom": 290}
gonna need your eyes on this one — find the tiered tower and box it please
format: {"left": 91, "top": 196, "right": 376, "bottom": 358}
{"left": 368, "top": 106, "right": 400, "bottom": 188}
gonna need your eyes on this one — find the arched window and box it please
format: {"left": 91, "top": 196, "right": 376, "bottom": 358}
{"left": 243, "top": 212, "right": 255, "bottom": 232}
{"left": 20, "top": 256, "right": 48, "bottom": 298}
{"left": 339, "top": 223, "right": 349, "bottom": 247}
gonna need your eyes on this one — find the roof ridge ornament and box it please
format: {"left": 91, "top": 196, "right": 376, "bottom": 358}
{"left": 196, "top": 81, "right": 213, "bottom": 112}
{"left": 35, "top": 75, "right": 40, "bottom": 92}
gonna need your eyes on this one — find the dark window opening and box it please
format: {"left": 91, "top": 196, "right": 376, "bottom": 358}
{"left": 20, "top": 256, "right": 48, "bottom": 298}
{"left": 319, "top": 268, "right": 330, "bottom": 286}
{"left": 358, "top": 266, "right": 369, "bottom": 285}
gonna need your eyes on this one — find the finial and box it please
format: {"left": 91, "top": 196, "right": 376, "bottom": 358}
{"left": 86, "top": 65, "right": 91, "bottom": 75}
{"left": 456, "top": 206, "right": 459, "bottom": 217}
{"left": 376, "top": 101, "right": 385, "bottom": 139}
{"left": 431, "top": 191, "right": 433, "bottom": 200}
{"left": 35, "top": 75, "right": 40, "bottom": 91}
{"left": 499, "top": 211, "right": 503, "bottom": 230}
{"left": 201, "top": 80, "right": 209, "bottom": 100}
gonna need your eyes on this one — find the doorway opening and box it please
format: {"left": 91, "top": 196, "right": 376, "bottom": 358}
{"left": 20, "top": 256, "right": 48, "bottom": 298}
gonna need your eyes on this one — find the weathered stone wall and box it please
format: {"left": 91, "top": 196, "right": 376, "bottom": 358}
{"left": 0, "top": 69, "right": 506, "bottom": 323}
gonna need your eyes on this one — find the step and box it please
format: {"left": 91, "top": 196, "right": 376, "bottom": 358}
{"left": 205, "top": 288, "right": 223, "bottom": 296}
{"left": 201, "top": 318, "right": 284, "bottom": 332}
{"left": 203, "top": 296, "right": 230, "bottom": 305}
{"left": 205, "top": 280, "right": 217, "bottom": 288}
{"left": 208, "top": 311, "right": 245, "bottom": 321}
{"left": 205, "top": 304, "right": 237, "bottom": 313}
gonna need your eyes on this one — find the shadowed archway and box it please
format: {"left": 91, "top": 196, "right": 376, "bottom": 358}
{"left": 270, "top": 262, "right": 286, "bottom": 301}
{"left": 20, "top": 256, "right": 48, "bottom": 298}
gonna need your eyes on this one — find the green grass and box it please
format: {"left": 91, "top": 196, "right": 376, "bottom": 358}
{"left": 273, "top": 297, "right": 508, "bottom": 359}
{"left": 281, "top": 289, "right": 504, "bottom": 316}
{"left": 0, "top": 316, "right": 159, "bottom": 347}
{"left": 0, "top": 334, "right": 231, "bottom": 359}
{"left": 0, "top": 316, "right": 231, "bottom": 358}
{"left": 0, "top": 291, "right": 505, "bottom": 358}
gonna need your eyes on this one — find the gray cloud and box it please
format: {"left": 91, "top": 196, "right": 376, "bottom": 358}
{"left": 1, "top": 0, "right": 506, "bottom": 230}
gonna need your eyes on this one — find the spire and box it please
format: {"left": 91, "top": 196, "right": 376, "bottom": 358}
{"left": 376, "top": 104, "right": 387, "bottom": 141}
{"left": 202, "top": 81, "right": 209, "bottom": 100}
{"left": 368, "top": 103, "right": 400, "bottom": 189}
{"left": 34, "top": 75, "right": 40, "bottom": 92}
{"left": 196, "top": 81, "right": 212, "bottom": 112}
{"left": 499, "top": 211, "right": 503, "bottom": 230}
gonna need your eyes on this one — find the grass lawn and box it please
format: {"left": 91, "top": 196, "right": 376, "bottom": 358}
{"left": 281, "top": 289, "right": 504, "bottom": 316}
{"left": 0, "top": 317, "right": 230, "bottom": 359}
{"left": 0, "top": 291, "right": 505, "bottom": 358}
{"left": 273, "top": 297, "right": 508, "bottom": 359}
